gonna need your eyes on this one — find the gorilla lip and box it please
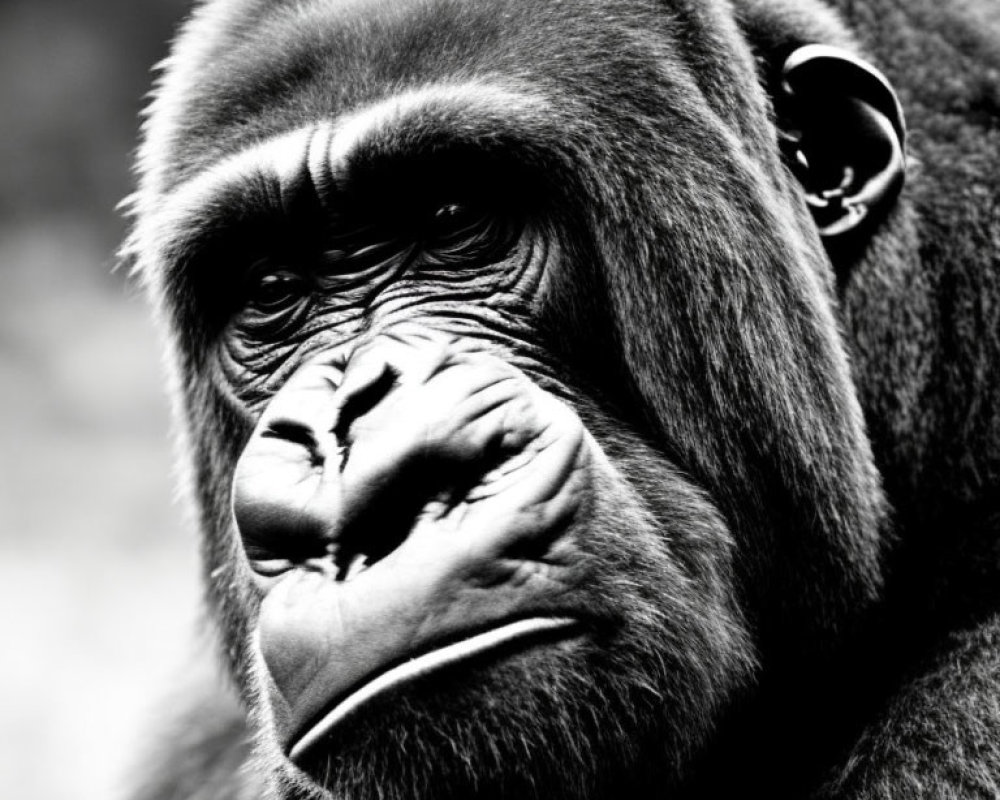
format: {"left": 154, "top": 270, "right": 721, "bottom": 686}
{"left": 256, "top": 538, "right": 587, "bottom": 764}
{"left": 288, "top": 615, "right": 582, "bottom": 762}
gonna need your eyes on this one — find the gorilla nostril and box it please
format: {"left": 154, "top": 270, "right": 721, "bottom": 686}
{"left": 332, "top": 363, "right": 398, "bottom": 446}
{"left": 261, "top": 419, "right": 324, "bottom": 468}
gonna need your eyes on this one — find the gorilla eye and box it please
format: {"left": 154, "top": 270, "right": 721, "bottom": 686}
{"left": 421, "top": 201, "right": 518, "bottom": 267}
{"left": 239, "top": 268, "right": 311, "bottom": 334}
{"left": 433, "top": 202, "right": 478, "bottom": 229}
{"left": 249, "top": 272, "right": 305, "bottom": 312}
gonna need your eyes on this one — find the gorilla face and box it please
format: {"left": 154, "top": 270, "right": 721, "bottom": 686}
{"left": 127, "top": 1, "right": 895, "bottom": 797}
{"left": 215, "top": 114, "right": 757, "bottom": 795}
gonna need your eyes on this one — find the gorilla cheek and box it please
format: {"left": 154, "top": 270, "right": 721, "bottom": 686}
{"left": 232, "top": 332, "right": 597, "bottom": 762}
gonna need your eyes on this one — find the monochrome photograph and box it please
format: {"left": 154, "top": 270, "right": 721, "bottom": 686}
{"left": 2, "top": 1, "right": 999, "bottom": 798}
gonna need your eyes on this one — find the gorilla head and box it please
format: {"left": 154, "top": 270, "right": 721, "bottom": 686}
{"left": 125, "top": 1, "right": 912, "bottom": 798}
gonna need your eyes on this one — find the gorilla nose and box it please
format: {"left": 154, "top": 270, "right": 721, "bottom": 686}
{"left": 231, "top": 327, "right": 545, "bottom": 582}
{"left": 231, "top": 356, "right": 431, "bottom": 581}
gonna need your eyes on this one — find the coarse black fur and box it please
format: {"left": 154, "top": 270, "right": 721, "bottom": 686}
{"left": 122, "top": 0, "right": 1000, "bottom": 798}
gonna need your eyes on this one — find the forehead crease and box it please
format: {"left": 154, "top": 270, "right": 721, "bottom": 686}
{"left": 168, "top": 82, "right": 548, "bottom": 212}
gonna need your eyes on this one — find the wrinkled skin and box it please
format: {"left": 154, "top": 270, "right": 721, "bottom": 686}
{"left": 229, "top": 324, "right": 758, "bottom": 796}
{"left": 235, "top": 333, "right": 593, "bottom": 749}
{"left": 125, "top": 0, "right": 1000, "bottom": 798}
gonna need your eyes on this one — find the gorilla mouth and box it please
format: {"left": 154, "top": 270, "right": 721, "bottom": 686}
{"left": 288, "top": 615, "right": 582, "bottom": 762}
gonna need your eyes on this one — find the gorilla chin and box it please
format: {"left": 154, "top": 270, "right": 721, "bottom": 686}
{"left": 288, "top": 617, "right": 582, "bottom": 762}
{"left": 288, "top": 623, "right": 681, "bottom": 800}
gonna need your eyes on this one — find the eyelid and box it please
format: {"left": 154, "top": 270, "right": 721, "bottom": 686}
{"left": 236, "top": 267, "right": 312, "bottom": 339}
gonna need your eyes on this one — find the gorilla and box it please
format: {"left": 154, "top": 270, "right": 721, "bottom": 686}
{"left": 122, "top": 0, "right": 1000, "bottom": 798}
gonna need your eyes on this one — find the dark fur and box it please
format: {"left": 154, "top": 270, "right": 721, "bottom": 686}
{"left": 123, "top": 0, "right": 1000, "bottom": 798}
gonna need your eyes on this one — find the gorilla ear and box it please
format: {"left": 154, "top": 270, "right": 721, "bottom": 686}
{"left": 778, "top": 44, "right": 906, "bottom": 239}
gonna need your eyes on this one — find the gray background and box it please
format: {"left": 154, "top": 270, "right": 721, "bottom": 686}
{"left": 0, "top": 2, "right": 194, "bottom": 799}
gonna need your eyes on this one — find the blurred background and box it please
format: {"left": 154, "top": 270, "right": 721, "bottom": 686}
{"left": 0, "top": 1, "right": 198, "bottom": 798}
